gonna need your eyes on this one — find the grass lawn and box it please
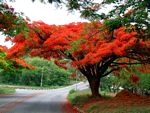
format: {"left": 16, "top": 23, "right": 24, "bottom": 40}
{"left": 67, "top": 89, "right": 150, "bottom": 113}
{"left": 0, "top": 86, "right": 16, "bottom": 94}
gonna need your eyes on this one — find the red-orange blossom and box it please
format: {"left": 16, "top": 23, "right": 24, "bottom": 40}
{"left": 6, "top": 21, "right": 150, "bottom": 96}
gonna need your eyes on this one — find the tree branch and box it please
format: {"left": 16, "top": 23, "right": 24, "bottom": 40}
{"left": 102, "top": 67, "right": 119, "bottom": 78}
{"left": 35, "top": 32, "right": 46, "bottom": 41}
{"left": 112, "top": 62, "right": 146, "bottom": 65}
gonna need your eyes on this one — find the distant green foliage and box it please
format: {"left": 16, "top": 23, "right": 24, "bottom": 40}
{"left": 100, "top": 71, "right": 150, "bottom": 95}
{"left": 24, "top": 57, "right": 71, "bottom": 86}
{"left": 0, "top": 57, "right": 74, "bottom": 87}
{"left": 126, "top": 72, "right": 150, "bottom": 95}
{"left": 138, "top": 73, "right": 150, "bottom": 90}
{"left": 0, "top": 71, "right": 20, "bottom": 85}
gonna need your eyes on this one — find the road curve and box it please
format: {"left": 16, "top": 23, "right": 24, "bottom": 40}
{"left": 0, "top": 82, "right": 89, "bottom": 113}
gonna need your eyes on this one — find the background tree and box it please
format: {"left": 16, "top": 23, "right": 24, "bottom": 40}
{"left": 0, "top": 56, "right": 74, "bottom": 86}
{"left": 120, "top": 69, "right": 150, "bottom": 95}
{"left": 100, "top": 71, "right": 150, "bottom": 95}
{"left": 22, "top": 57, "right": 72, "bottom": 86}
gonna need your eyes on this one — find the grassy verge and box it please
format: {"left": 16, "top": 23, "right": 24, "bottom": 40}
{"left": 67, "top": 89, "right": 112, "bottom": 109}
{"left": 67, "top": 89, "right": 150, "bottom": 113}
{"left": 0, "top": 84, "right": 75, "bottom": 90}
{"left": 0, "top": 81, "right": 81, "bottom": 90}
{"left": 86, "top": 101, "right": 150, "bottom": 113}
{"left": 0, "top": 86, "right": 16, "bottom": 94}
{"left": 67, "top": 89, "right": 91, "bottom": 107}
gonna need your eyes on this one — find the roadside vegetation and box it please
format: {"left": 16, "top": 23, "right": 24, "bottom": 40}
{"left": 68, "top": 89, "right": 150, "bottom": 113}
{"left": 67, "top": 73, "right": 150, "bottom": 113}
{"left": 0, "top": 86, "right": 15, "bottom": 94}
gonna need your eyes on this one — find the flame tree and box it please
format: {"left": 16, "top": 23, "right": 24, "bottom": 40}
{"left": 5, "top": 21, "right": 150, "bottom": 96}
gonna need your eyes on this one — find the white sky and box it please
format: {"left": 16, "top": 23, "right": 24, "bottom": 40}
{"left": 0, "top": 0, "right": 88, "bottom": 47}
{"left": 8, "top": 0, "right": 87, "bottom": 25}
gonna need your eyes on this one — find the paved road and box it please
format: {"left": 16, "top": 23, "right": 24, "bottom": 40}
{"left": 0, "top": 82, "right": 89, "bottom": 113}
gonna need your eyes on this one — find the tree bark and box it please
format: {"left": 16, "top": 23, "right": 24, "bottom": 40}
{"left": 79, "top": 66, "right": 103, "bottom": 97}
{"left": 88, "top": 77, "right": 101, "bottom": 97}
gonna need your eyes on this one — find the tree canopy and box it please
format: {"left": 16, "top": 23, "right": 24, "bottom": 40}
{"left": 5, "top": 21, "right": 150, "bottom": 96}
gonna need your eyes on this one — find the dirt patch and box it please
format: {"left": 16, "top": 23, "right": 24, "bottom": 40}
{"left": 111, "top": 90, "right": 150, "bottom": 106}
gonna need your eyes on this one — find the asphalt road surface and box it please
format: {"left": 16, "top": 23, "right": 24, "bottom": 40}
{"left": 0, "top": 82, "right": 89, "bottom": 113}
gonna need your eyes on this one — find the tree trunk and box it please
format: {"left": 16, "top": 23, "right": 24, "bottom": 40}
{"left": 88, "top": 78, "right": 101, "bottom": 97}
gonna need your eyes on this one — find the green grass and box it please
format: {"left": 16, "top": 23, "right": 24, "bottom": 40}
{"left": 87, "top": 103, "right": 99, "bottom": 113}
{"left": 67, "top": 89, "right": 91, "bottom": 107}
{"left": 67, "top": 89, "right": 112, "bottom": 107}
{"left": 87, "top": 105, "right": 150, "bottom": 113}
{"left": 113, "top": 106, "right": 150, "bottom": 113}
{"left": 0, "top": 86, "right": 16, "bottom": 94}
{"left": 67, "top": 89, "right": 150, "bottom": 113}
